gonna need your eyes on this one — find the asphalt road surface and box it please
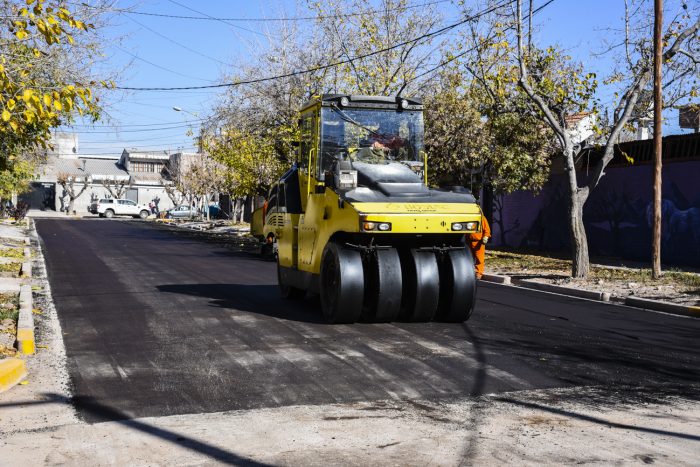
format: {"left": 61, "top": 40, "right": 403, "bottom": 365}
{"left": 36, "top": 219, "right": 700, "bottom": 424}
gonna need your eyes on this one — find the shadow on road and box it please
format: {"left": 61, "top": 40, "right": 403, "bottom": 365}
{"left": 458, "top": 323, "right": 488, "bottom": 465}
{"left": 0, "top": 393, "right": 273, "bottom": 466}
{"left": 156, "top": 283, "right": 325, "bottom": 324}
{"left": 493, "top": 396, "right": 700, "bottom": 442}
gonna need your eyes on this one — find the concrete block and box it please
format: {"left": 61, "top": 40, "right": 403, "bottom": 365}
{"left": 20, "top": 261, "right": 31, "bottom": 278}
{"left": 625, "top": 296, "right": 700, "bottom": 318}
{"left": 17, "top": 285, "right": 34, "bottom": 355}
{"left": 519, "top": 280, "right": 608, "bottom": 301}
{"left": 0, "top": 358, "right": 26, "bottom": 393}
{"left": 481, "top": 274, "right": 511, "bottom": 285}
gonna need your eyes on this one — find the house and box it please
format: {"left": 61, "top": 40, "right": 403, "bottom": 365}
{"left": 23, "top": 133, "right": 194, "bottom": 214}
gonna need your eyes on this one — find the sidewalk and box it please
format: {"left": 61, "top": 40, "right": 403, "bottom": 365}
{"left": 484, "top": 249, "right": 700, "bottom": 313}
{"left": 28, "top": 209, "right": 88, "bottom": 219}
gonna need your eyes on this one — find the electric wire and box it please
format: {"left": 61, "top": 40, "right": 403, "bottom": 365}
{"left": 412, "top": 0, "right": 557, "bottom": 82}
{"left": 123, "top": 0, "right": 452, "bottom": 23}
{"left": 122, "top": 13, "right": 233, "bottom": 66}
{"left": 114, "top": 44, "right": 216, "bottom": 83}
{"left": 164, "top": 0, "right": 268, "bottom": 37}
{"left": 113, "top": 0, "right": 515, "bottom": 91}
{"left": 66, "top": 119, "right": 207, "bottom": 128}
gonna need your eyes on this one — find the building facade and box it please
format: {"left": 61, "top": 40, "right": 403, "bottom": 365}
{"left": 23, "top": 133, "right": 200, "bottom": 214}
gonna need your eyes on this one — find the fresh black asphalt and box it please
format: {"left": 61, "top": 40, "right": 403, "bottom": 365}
{"left": 36, "top": 219, "right": 700, "bottom": 423}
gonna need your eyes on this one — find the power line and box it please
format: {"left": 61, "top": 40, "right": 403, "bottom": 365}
{"left": 413, "top": 0, "right": 557, "bottom": 81}
{"left": 67, "top": 119, "right": 206, "bottom": 128}
{"left": 79, "top": 133, "right": 196, "bottom": 143}
{"left": 60, "top": 123, "right": 199, "bottom": 134}
{"left": 114, "top": 0, "right": 514, "bottom": 91}
{"left": 80, "top": 142, "right": 196, "bottom": 150}
{"left": 123, "top": 13, "right": 233, "bottom": 66}
{"left": 56, "top": 147, "right": 199, "bottom": 156}
{"left": 114, "top": 44, "right": 215, "bottom": 83}
{"left": 126, "top": 0, "right": 451, "bottom": 23}
{"left": 165, "top": 0, "right": 268, "bottom": 37}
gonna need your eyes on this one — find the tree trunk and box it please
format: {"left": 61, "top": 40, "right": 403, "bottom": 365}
{"left": 68, "top": 198, "right": 75, "bottom": 215}
{"left": 569, "top": 191, "right": 590, "bottom": 278}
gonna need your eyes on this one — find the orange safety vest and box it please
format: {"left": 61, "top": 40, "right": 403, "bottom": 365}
{"left": 466, "top": 214, "right": 491, "bottom": 245}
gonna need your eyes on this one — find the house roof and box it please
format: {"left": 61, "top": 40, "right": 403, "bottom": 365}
{"left": 51, "top": 157, "right": 129, "bottom": 178}
{"left": 565, "top": 112, "right": 592, "bottom": 126}
{"left": 130, "top": 172, "right": 164, "bottom": 186}
{"left": 122, "top": 149, "right": 171, "bottom": 161}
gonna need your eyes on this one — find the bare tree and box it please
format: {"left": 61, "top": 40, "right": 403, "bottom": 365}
{"left": 57, "top": 172, "right": 89, "bottom": 214}
{"left": 513, "top": 0, "right": 700, "bottom": 277}
{"left": 101, "top": 178, "right": 132, "bottom": 199}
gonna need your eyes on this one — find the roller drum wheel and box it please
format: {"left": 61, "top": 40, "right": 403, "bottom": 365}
{"left": 278, "top": 262, "right": 304, "bottom": 299}
{"left": 320, "top": 243, "right": 364, "bottom": 324}
{"left": 399, "top": 249, "right": 440, "bottom": 322}
{"left": 362, "top": 248, "right": 402, "bottom": 322}
{"left": 437, "top": 249, "right": 477, "bottom": 322}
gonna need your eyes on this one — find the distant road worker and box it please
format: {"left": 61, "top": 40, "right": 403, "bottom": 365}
{"left": 467, "top": 213, "right": 491, "bottom": 280}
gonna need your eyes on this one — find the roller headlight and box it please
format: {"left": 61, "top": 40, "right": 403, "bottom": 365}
{"left": 377, "top": 223, "right": 391, "bottom": 231}
{"left": 362, "top": 221, "right": 376, "bottom": 231}
{"left": 400, "top": 99, "right": 409, "bottom": 109}
{"left": 451, "top": 221, "right": 479, "bottom": 232}
{"left": 340, "top": 96, "right": 349, "bottom": 107}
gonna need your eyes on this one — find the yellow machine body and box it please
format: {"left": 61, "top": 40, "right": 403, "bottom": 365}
{"left": 264, "top": 95, "right": 483, "bottom": 323}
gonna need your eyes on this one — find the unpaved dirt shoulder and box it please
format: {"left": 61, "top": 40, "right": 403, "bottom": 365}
{"left": 0, "top": 232, "right": 78, "bottom": 436}
{"left": 2, "top": 387, "right": 698, "bottom": 466}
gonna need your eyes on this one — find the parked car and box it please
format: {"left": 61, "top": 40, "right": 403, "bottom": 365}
{"left": 95, "top": 198, "right": 151, "bottom": 219}
{"left": 165, "top": 205, "right": 200, "bottom": 219}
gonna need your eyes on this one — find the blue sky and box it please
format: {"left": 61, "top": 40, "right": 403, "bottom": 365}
{"left": 66, "top": 0, "right": 693, "bottom": 157}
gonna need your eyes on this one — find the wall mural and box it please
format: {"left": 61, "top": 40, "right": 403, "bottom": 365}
{"left": 492, "top": 161, "right": 700, "bottom": 267}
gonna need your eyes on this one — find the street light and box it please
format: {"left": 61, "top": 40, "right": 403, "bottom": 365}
{"left": 172, "top": 106, "right": 202, "bottom": 151}
{"left": 172, "top": 106, "right": 199, "bottom": 118}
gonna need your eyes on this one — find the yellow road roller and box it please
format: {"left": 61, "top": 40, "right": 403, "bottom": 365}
{"left": 264, "top": 94, "right": 484, "bottom": 323}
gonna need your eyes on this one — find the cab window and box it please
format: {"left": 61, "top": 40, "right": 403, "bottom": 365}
{"left": 298, "top": 114, "right": 312, "bottom": 171}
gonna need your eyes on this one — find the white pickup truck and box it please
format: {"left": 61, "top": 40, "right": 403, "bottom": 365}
{"left": 92, "top": 199, "right": 151, "bottom": 219}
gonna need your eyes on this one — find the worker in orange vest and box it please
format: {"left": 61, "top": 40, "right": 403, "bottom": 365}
{"left": 466, "top": 213, "right": 491, "bottom": 279}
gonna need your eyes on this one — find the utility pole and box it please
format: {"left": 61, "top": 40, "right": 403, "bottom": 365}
{"left": 652, "top": 0, "right": 663, "bottom": 279}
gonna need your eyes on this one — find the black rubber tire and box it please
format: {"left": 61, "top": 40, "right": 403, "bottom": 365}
{"left": 139, "top": 210, "right": 149, "bottom": 219}
{"left": 399, "top": 249, "right": 440, "bottom": 322}
{"left": 320, "top": 243, "right": 364, "bottom": 324}
{"left": 277, "top": 262, "right": 304, "bottom": 299}
{"left": 362, "top": 248, "right": 402, "bottom": 322}
{"left": 437, "top": 249, "right": 477, "bottom": 322}
{"left": 104, "top": 209, "right": 114, "bottom": 219}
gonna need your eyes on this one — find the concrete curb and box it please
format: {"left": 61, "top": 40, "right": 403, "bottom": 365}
{"left": 17, "top": 284, "right": 34, "bottom": 355}
{"left": 481, "top": 274, "right": 511, "bottom": 285}
{"left": 21, "top": 241, "right": 31, "bottom": 278}
{"left": 625, "top": 296, "right": 700, "bottom": 318}
{"left": 484, "top": 273, "right": 697, "bottom": 318}
{"left": 0, "top": 358, "right": 26, "bottom": 393}
{"left": 516, "top": 279, "right": 611, "bottom": 302}
{"left": 20, "top": 261, "right": 31, "bottom": 278}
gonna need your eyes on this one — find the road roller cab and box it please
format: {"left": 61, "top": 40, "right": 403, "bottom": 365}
{"left": 274, "top": 94, "right": 483, "bottom": 323}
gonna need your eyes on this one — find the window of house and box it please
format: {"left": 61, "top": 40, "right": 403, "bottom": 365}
{"left": 130, "top": 161, "right": 164, "bottom": 173}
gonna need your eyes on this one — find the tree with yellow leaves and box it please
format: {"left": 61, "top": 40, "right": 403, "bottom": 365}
{"left": 0, "top": 0, "right": 106, "bottom": 204}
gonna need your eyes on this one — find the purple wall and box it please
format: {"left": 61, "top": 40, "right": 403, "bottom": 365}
{"left": 492, "top": 160, "right": 700, "bottom": 267}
